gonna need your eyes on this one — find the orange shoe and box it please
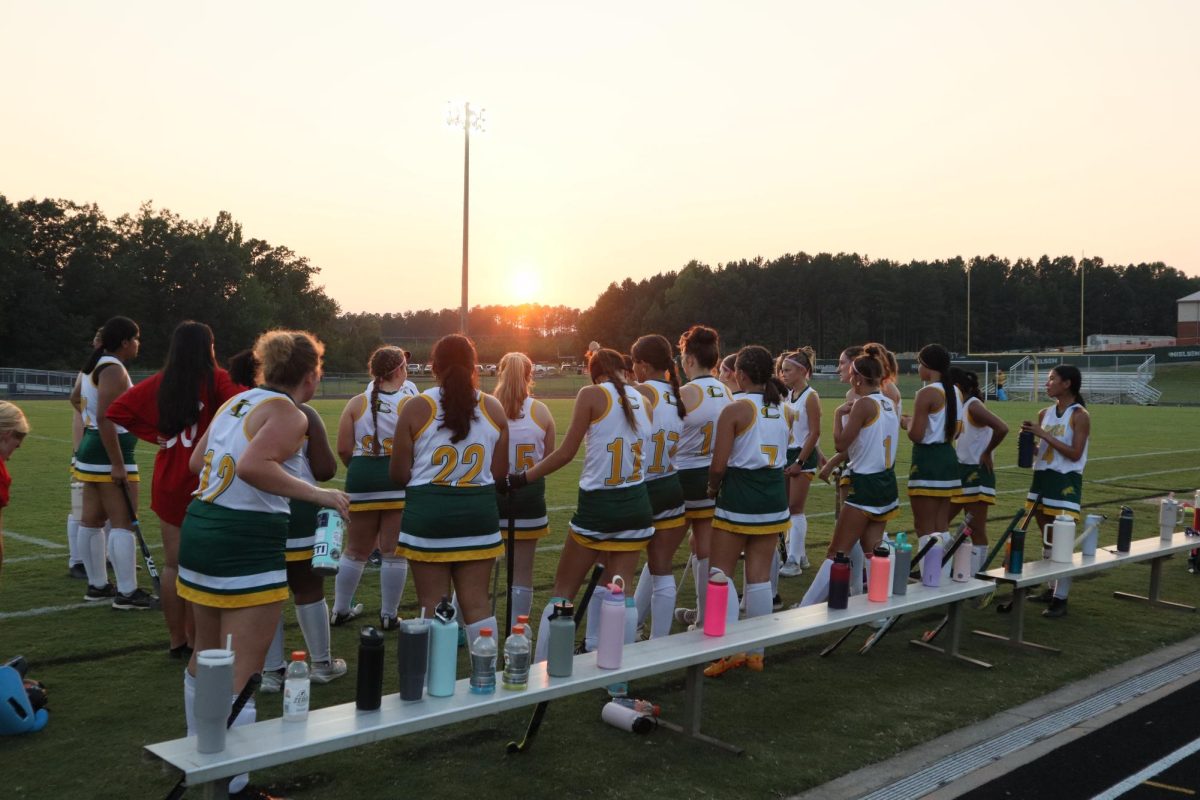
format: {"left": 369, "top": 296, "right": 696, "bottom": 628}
{"left": 745, "top": 654, "right": 764, "bottom": 672}
{"left": 703, "top": 653, "right": 747, "bottom": 677}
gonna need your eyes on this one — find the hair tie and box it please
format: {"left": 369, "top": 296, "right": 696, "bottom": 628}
{"left": 785, "top": 356, "right": 809, "bottom": 370}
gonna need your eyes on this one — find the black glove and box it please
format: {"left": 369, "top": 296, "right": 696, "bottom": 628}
{"left": 507, "top": 471, "right": 530, "bottom": 492}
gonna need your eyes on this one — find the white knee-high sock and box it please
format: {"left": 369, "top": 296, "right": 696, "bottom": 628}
{"left": 263, "top": 616, "right": 286, "bottom": 672}
{"left": 693, "top": 557, "right": 709, "bottom": 625}
{"left": 788, "top": 514, "right": 808, "bottom": 562}
{"left": 744, "top": 581, "right": 772, "bottom": 655}
{"left": 333, "top": 556, "right": 366, "bottom": 615}
{"left": 770, "top": 548, "right": 781, "bottom": 596}
{"left": 107, "top": 528, "right": 137, "bottom": 594}
{"left": 849, "top": 542, "right": 865, "bottom": 596}
{"left": 583, "top": 587, "right": 608, "bottom": 652}
{"left": 509, "top": 585, "right": 534, "bottom": 629}
{"left": 227, "top": 697, "right": 255, "bottom": 794}
{"left": 379, "top": 556, "right": 407, "bottom": 617}
{"left": 971, "top": 544, "right": 989, "bottom": 576}
{"left": 296, "top": 599, "right": 332, "bottom": 664}
{"left": 533, "top": 598, "right": 562, "bottom": 663}
{"left": 182, "top": 669, "right": 196, "bottom": 736}
{"left": 465, "top": 615, "right": 497, "bottom": 647}
{"left": 650, "top": 574, "right": 676, "bottom": 639}
{"left": 800, "top": 558, "right": 834, "bottom": 607}
{"left": 633, "top": 564, "right": 652, "bottom": 627}
{"left": 67, "top": 515, "right": 82, "bottom": 566}
{"left": 79, "top": 525, "right": 107, "bottom": 587}
{"left": 1053, "top": 576, "right": 1072, "bottom": 600}
{"left": 725, "top": 580, "right": 741, "bottom": 628}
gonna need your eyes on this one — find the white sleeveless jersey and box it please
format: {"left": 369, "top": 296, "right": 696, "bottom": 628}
{"left": 675, "top": 376, "right": 732, "bottom": 470}
{"left": 641, "top": 379, "right": 684, "bottom": 479}
{"left": 408, "top": 388, "right": 501, "bottom": 488}
{"left": 918, "top": 384, "right": 963, "bottom": 445}
{"left": 507, "top": 396, "right": 549, "bottom": 472}
{"left": 1034, "top": 403, "right": 1088, "bottom": 474}
{"left": 726, "top": 393, "right": 789, "bottom": 470}
{"left": 579, "top": 382, "right": 651, "bottom": 491}
{"left": 195, "top": 387, "right": 305, "bottom": 514}
{"left": 352, "top": 383, "right": 419, "bottom": 457}
{"left": 287, "top": 436, "right": 315, "bottom": 485}
{"left": 955, "top": 397, "right": 993, "bottom": 466}
{"left": 785, "top": 386, "right": 817, "bottom": 448}
{"left": 81, "top": 356, "right": 130, "bottom": 433}
{"left": 848, "top": 393, "right": 900, "bottom": 474}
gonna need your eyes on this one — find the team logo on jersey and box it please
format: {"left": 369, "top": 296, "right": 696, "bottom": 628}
{"left": 706, "top": 387, "right": 726, "bottom": 399}
{"left": 371, "top": 398, "right": 394, "bottom": 414}
{"left": 664, "top": 393, "right": 678, "bottom": 406}
{"left": 1063, "top": 486, "right": 1076, "bottom": 496}
{"left": 760, "top": 405, "right": 781, "bottom": 420}
{"left": 966, "top": 470, "right": 979, "bottom": 483}
{"left": 910, "top": 464, "right": 920, "bottom": 476}
{"left": 229, "top": 399, "right": 252, "bottom": 419}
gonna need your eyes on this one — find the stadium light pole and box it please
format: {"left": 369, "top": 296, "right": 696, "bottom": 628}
{"left": 446, "top": 101, "right": 486, "bottom": 335}
{"left": 966, "top": 263, "right": 971, "bottom": 356}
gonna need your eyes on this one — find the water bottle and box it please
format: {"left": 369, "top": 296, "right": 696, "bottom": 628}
{"left": 612, "top": 697, "right": 661, "bottom": 716}
{"left": 703, "top": 568, "right": 730, "bottom": 636}
{"left": 1117, "top": 505, "right": 1134, "bottom": 552}
{"left": 1194, "top": 490, "right": 1200, "bottom": 530}
{"left": 1017, "top": 430, "right": 1035, "bottom": 468}
{"left": 193, "top": 648, "right": 234, "bottom": 752}
{"left": 468, "top": 627, "right": 497, "bottom": 694}
{"left": 624, "top": 594, "right": 637, "bottom": 642}
{"left": 892, "top": 534, "right": 912, "bottom": 596}
{"left": 355, "top": 627, "right": 384, "bottom": 711}
{"left": 311, "top": 510, "right": 345, "bottom": 576}
{"left": 922, "top": 541, "right": 943, "bottom": 587}
{"left": 282, "top": 650, "right": 310, "bottom": 722}
{"left": 427, "top": 598, "right": 458, "bottom": 697}
{"left": 516, "top": 615, "right": 533, "bottom": 650}
{"left": 868, "top": 543, "right": 891, "bottom": 601}
{"left": 502, "top": 624, "right": 531, "bottom": 691}
{"left": 1008, "top": 528, "right": 1025, "bottom": 574}
{"left": 829, "top": 551, "right": 851, "bottom": 609}
{"left": 596, "top": 577, "right": 627, "bottom": 670}
{"left": 546, "top": 600, "right": 575, "bottom": 678}
{"left": 397, "top": 618, "right": 430, "bottom": 701}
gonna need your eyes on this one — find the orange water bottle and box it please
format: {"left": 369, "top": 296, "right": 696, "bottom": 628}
{"left": 867, "top": 543, "right": 891, "bottom": 602}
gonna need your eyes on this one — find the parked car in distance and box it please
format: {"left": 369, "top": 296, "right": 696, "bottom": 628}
{"left": 484, "top": 363, "right": 497, "bottom": 376}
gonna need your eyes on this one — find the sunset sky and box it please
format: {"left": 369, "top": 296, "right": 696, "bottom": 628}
{"left": 3, "top": 1, "right": 1196, "bottom": 314}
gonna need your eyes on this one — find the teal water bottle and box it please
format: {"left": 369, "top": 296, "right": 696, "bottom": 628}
{"left": 427, "top": 597, "right": 458, "bottom": 697}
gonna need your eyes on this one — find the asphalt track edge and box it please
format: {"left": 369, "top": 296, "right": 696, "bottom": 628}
{"left": 792, "top": 631, "right": 1200, "bottom": 800}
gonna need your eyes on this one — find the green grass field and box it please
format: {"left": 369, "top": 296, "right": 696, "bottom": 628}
{"left": 3, "top": 396, "right": 1200, "bottom": 799}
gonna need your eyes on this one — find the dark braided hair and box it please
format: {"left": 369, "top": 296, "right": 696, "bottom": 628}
{"left": 367, "top": 346, "right": 407, "bottom": 455}
{"left": 734, "top": 345, "right": 785, "bottom": 407}
{"left": 918, "top": 343, "right": 958, "bottom": 442}
{"left": 589, "top": 348, "right": 637, "bottom": 430}
{"left": 949, "top": 366, "right": 981, "bottom": 402}
{"left": 632, "top": 334, "right": 686, "bottom": 420}
{"left": 431, "top": 334, "right": 479, "bottom": 443}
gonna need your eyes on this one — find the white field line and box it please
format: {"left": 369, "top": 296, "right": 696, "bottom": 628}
{"left": 0, "top": 602, "right": 98, "bottom": 620}
{"left": 3, "top": 531, "right": 66, "bottom": 549}
{"left": 28, "top": 433, "right": 75, "bottom": 445}
{"left": 5, "top": 552, "right": 69, "bottom": 564}
{"left": 1092, "top": 734, "right": 1200, "bottom": 799}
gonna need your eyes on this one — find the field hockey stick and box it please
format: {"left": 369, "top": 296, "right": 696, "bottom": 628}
{"left": 504, "top": 492, "right": 516, "bottom": 640}
{"left": 507, "top": 562, "right": 605, "bottom": 754}
{"left": 119, "top": 481, "right": 162, "bottom": 609}
{"left": 996, "top": 496, "right": 1044, "bottom": 614}
{"left": 163, "top": 673, "right": 262, "bottom": 800}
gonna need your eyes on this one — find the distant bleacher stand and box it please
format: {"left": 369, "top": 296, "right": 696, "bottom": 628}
{"left": 1005, "top": 354, "right": 1162, "bottom": 405}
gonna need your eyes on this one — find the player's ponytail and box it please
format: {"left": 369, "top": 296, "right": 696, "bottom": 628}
{"left": 431, "top": 334, "right": 479, "bottom": 443}
{"left": 367, "top": 346, "right": 407, "bottom": 455}
{"left": 918, "top": 343, "right": 957, "bottom": 442}
{"left": 631, "top": 334, "right": 687, "bottom": 420}
{"left": 494, "top": 352, "right": 533, "bottom": 420}
{"left": 1052, "top": 364, "right": 1086, "bottom": 407}
{"left": 949, "top": 366, "right": 981, "bottom": 403}
{"left": 589, "top": 348, "right": 637, "bottom": 430}
{"left": 83, "top": 316, "right": 139, "bottom": 375}
{"left": 678, "top": 325, "right": 720, "bottom": 370}
{"left": 735, "top": 345, "right": 785, "bottom": 407}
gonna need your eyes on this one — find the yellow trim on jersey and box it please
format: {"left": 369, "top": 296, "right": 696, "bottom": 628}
{"left": 412, "top": 395, "right": 438, "bottom": 439}
{"left": 395, "top": 543, "right": 504, "bottom": 562}
{"left": 349, "top": 500, "right": 406, "bottom": 512}
{"left": 713, "top": 519, "right": 789, "bottom": 536}
{"left": 681, "top": 383, "right": 705, "bottom": 414}
{"left": 242, "top": 395, "right": 294, "bottom": 441}
{"left": 907, "top": 487, "right": 959, "bottom": 498}
{"left": 348, "top": 393, "right": 369, "bottom": 422}
{"left": 967, "top": 402, "right": 985, "bottom": 427}
{"left": 860, "top": 398, "right": 881, "bottom": 428}
{"left": 733, "top": 398, "right": 758, "bottom": 438}
{"left": 591, "top": 386, "right": 613, "bottom": 425}
{"left": 514, "top": 525, "right": 550, "bottom": 541}
{"left": 530, "top": 399, "right": 551, "bottom": 432}
{"left": 478, "top": 395, "right": 501, "bottom": 432}
{"left": 177, "top": 584, "right": 289, "bottom": 608}
{"left": 73, "top": 471, "right": 141, "bottom": 483}
{"left": 653, "top": 512, "right": 687, "bottom": 531}
{"left": 285, "top": 549, "right": 315, "bottom": 562}
{"left": 685, "top": 507, "right": 716, "bottom": 520}
{"left": 644, "top": 384, "right": 660, "bottom": 411}
{"left": 569, "top": 531, "right": 649, "bottom": 552}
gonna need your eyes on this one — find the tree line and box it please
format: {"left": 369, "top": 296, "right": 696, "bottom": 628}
{"left": 2, "top": 196, "right": 1195, "bottom": 372}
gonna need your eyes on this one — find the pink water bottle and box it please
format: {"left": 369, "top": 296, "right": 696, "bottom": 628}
{"left": 596, "top": 576, "right": 627, "bottom": 669}
{"left": 868, "top": 543, "right": 891, "bottom": 602}
{"left": 703, "top": 568, "right": 730, "bottom": 637}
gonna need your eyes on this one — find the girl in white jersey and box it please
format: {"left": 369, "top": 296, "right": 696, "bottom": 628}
{"left": 514, "top": 348, "right": 653, "bottom": 663}
{"left": 179, "top": 330, "right": 349, "bottom": 796}
{"left": 66, "top": 329, "right": 104, "bottom": 581}
{"left": 493, "top": 352, "right": 556, "bottom": 629}
{"left": 390, "top": 335, "right": 508, "bottom": 645}
{"left": 704, "top": 346, "right": 790, "bottom": 677}
{"left": 69, "top": 316, "right": 147, "bottom": 608}
{"left": 801, "top": 346, "right": 901, "bottom": 607}
{"left": 908, "top": 344, "right": 964, "bottom": 549}
{"left": 950, "top": 368, "right": 1009, "bottom": 578}
{"left": 1023, "top": 365, "right": 1090, "bottom": 619}
{"left": 671, "top": 326, "right": 732, "bottom": 631}
{"left": 779, "top": 347, "right": 820, "bottom": 577}
{"left": 628, "top": 334, "right": 688, "bottom": 640}
{"left": 334, "top": 347, "right": 419, "bottom": 629}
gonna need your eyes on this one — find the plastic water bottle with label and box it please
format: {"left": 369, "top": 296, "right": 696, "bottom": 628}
{"left": 469, "top": 627, "right": 497, "bottom": 694}
{"left": 283, "top": 650, "right": 311, "bottom": 722}
{"left": 502, "top": 624, "right": 531, "bottom": 690}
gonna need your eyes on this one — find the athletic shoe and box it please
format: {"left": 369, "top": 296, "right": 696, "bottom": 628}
{"left": 1028, "top": 587, "right": 1055, "bottom": 604}
{"left": 67, "top": 563, "right": 89, "bottom": 580}
{"left": 703, "top": 653, "right": 747, "bottom": 678}
{"left": 259, "top": 668, "right": 286, "bottom": 694}
{"left": 798, "top": 554, "right": 812, "bottom": 570}
{"left": 1042, "top": 598, "right": 1069, "bottom": 618}
{"left": 84, "top": 583, "right": 117, "bottom": 602}
{"left": 773, "top": 594, "right": 783, "bottom": 611}
{"left": 168, "top": 643, "right": 194, "bottom": 661}
{"left": 380, "top": 614, "right": 400, "bottom": 631}
{"left": 634, "top": 623, "right": 647, "bottom": 642}
{"left": 367, "top": 548, "right": 382, "bottom": 567}
{"left": 779, "top": 559, "right": 803, "bottom": 578}
{"left": 329, "top": 603, "right": 364, "bottom": 626}
{"left": 112, "top": 588, "right": 155, "bottom": 610}
{"left": 745, "top": 654, "right": 764, "bottom": 672}
{"left": 310, "top": 658, "right": 348, "bottom": 684}
{"left": 674, "top": 607, "right": 697, "bottom": 626}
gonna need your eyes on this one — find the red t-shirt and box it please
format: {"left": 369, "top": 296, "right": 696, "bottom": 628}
{"left": 106, "top": 368, "right": 245, "bottom": 526}
{"left": 0, "top": 458, "right": 10, "bottom": 509}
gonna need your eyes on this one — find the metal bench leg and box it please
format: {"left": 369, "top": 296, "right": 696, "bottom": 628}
{"left": 909, "top": 601, "right": 991, "bottom": 668}
{"left": 973, "top": 587, "right": 1060, "bottom": 654}
{"left": 657, "top": 664, "right": 744, "bottom": 755}
{"left": 198, "top": 780, "right": 228, "bottom": 800}
{"left": 1112, "top": 557, "right": 1196, "bottom": 612}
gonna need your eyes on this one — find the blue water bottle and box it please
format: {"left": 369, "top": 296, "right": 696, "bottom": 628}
{"left": 427, "top": 597, "right": 458, "bottom": 697}
{"left": 311, "top": 510, "right": 345, "bottom": 576}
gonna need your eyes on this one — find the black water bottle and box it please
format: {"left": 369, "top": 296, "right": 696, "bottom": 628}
{"left": 1117, "top": 506, "right": 1134, "bottom": 553}
{"left": 356, "top": 626, "right": 385, "bottom": 711}
{"left": 1017, "top": 430, "right": 1035, "bottom": 468}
